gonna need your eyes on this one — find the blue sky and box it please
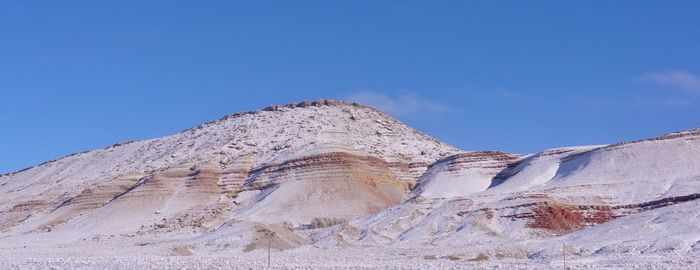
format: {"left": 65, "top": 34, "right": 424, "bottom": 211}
{"left": 1, "top": 1, "right": 699, "bottom": 173}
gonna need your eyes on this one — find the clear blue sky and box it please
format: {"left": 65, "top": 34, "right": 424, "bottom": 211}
{"left": 2, "top": 1, "right": 700, "bottom": 173}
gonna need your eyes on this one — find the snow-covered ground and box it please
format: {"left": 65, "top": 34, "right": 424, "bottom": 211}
{"left": 1, "top": 100, "right": 699, "bottom": 269}
{"left": 0, "top": 246, "right": 697, "bottom": 269}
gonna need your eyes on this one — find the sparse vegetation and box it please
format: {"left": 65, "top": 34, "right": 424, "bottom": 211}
{"left": 446, "top": 255, "right": 461, "bottom": 261}
{"left": 468, "top": 253, "right": 489, "bottom": 262}
{"left": 307, "top": 217, "right": 347, "bottom": 229}
{"left": 170, "top": 245, "right": 193, "bottom": 256}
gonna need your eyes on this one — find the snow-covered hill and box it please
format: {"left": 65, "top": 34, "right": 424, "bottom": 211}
{"left": 311, "top": 128, "right": 700, "bottom": 265}
{"left": 0, "top": 99, "right": 698, "bottom": 268}
{"left": 0, "top": 100, "right": 455, "bottom": 234}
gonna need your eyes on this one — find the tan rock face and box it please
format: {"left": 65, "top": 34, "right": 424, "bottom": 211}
{"left": 238, "top": 151, "right": 409, "bottom": 226}
{"left": 1, "top": 149, "right": 413, "bottom": 235}
{"left": 218, "top": 155, "right": 254, "bottom": 197}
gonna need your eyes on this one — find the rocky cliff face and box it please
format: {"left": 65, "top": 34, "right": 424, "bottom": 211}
{"left": 0, "top": 100, "right": 699, "bottom": 262}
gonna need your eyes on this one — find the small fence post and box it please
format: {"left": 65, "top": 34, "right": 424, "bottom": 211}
{"left": 563, "top": 242, "right": 566, "bottom": 269}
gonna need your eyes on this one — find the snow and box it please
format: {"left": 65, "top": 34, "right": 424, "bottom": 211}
{"left": 1, "top": 101, "right": 699, "bottom": 269}
{"left": 416, "top": 159, "right": 496, "bottom": 199}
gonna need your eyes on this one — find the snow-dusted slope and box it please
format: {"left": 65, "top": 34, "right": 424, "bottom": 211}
{"left": 316, "top": 128, "right": 700, "bottom": 263}
{"left": 0, "top": 100, "right": 699, "bottom": 268}
{"left": 413, "top": 151, "right": 522, "bottom": 199}
{"left": 0, "top": 100, "right": 456, "bottom": 236}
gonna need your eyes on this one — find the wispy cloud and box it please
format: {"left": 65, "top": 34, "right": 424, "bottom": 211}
{"left": 346, "top": 91, "right": 451, "bottom": 116}
{"left": 635, "top": 70, "right": 700, "bottom": 94}
{"left": 630, "top": 70, "right": 700, "bottom": 107}
{"left": 633, "top": 97, "right": 694, "bottom": 107}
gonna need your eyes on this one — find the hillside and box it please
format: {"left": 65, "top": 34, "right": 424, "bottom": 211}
{"left": 0, "top": 100, "right": 698, "bottom": 269}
